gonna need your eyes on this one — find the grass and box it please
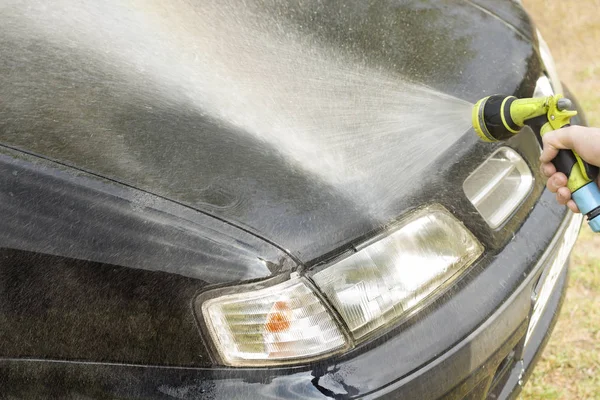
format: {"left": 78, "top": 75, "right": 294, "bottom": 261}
{"left": 520, "top": 1, "right": 600, "bottom": 398}
{"left": 521, "top": 225, "right": 600, "bottom": 399}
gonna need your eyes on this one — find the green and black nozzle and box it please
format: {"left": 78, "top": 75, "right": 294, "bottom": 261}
{"left": 472, "top": 94, "right": 600, "bottom": 232}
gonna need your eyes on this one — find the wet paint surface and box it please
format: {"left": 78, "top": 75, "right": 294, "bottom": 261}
{"left": 0, "top": 0, "right": 578, "bottom": 398}
{"left": 0, "top": 147, "right": 291, "bottom": 281}
{"left": 0, "top": 248, "right": 210, "bottom": 366}
{"left": 0, "top": 190, "right": 570, "bottom": 398}
{"left": 1, "top": 0, "right": 538, "bottom": 262}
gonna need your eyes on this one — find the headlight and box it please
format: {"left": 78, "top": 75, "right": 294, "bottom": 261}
{"left": 200, "top": 278, "right": 348, "bottom": 366}
{"left": 463, "top": 147, "right": 534, "bottom": 229}
{"left": 312, "top": 205, "right": 483, "bottom": 340}
{"left": 199, "top": 205, "right": 483, "bottom": 365}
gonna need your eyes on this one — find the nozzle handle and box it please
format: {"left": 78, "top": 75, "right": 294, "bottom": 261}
{"left": 552, "top": 148, "right": 582, "bottom": 179}
{"left": 552, "top": 149, "right": 600, "bottom": 187}
{"left": 572, "top": 182, "right": 600, "bottom": 232}
{"left": 545, "top": 124, "right": 599, "bottom": 187}
{"left": 546, "top": 124, "right": 600, "bottom": 232}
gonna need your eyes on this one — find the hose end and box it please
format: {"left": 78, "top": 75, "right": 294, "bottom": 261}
{"left": 472, "top": 95, "right": 520, "bottom": 142}
{"left": 572, "top": 182, "right": 600, "bottom": 232}
{"left": 472, "top": 97, "right": 496, "bottom": 142}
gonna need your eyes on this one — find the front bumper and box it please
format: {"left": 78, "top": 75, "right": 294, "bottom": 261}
{"left": 0, "top": 189, "right": 580, "bottom": 399}
{"left": 368, "top": 202, "right": 580, "bottom": 400}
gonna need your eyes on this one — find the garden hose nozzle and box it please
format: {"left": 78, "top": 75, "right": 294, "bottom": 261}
{"left": 472, "top": 94, "right": 600, "bottom": 232}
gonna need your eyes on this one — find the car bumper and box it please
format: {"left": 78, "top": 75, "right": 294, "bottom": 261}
{"left": 0, "top": 190, "right": 581, "bottom": 399}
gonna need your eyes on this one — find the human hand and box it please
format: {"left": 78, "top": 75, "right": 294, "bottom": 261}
{"left": 540, "top": 126, "right": 600, "bottom": 213}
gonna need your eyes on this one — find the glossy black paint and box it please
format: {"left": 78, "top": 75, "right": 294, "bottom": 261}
{"left": 0, "top": 0, "right": 581, "bottom": 398}
{"left": 0, "top": 146, "right": 295, "bottom": 367}
{"left": 0, "top": 146, "right": 293, "bottom": 282}
{"left": 0, "top": 191, "right": 572, "bottom": 399}
{"left": 0, "top": 248, "right": 208, "bottom": 366}
{"left": 1, "top": 0, "right": 541, "bottom": 262}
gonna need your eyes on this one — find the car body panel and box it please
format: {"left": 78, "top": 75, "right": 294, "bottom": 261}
{"left": 0, "top": 191, "right": 575, "bottom": 399}
{"left": 0, "top": 146, "right": 295, "bottom": 367}
{"left": 1, "top": 0, "right": 542, "bottom": 262}
{"left": 0, "top": 0, "right": 583, "bottom": 398}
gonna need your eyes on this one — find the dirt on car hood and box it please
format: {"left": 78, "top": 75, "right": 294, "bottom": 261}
{"left": 0, "top": 0, "right": 540, "bottom": 264}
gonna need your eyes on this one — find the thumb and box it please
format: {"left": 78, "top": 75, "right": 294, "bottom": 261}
{"left": 540, "top": 127, "right": 575, "bottom": 164}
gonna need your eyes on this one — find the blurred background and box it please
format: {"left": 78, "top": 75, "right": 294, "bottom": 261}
{"left": 521, "top": 1, "right": 600, "bottom": 398}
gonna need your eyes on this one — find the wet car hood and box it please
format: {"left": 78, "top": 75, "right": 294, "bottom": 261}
{"left": 0, "top": 0, "right": 538, "bottom": 264}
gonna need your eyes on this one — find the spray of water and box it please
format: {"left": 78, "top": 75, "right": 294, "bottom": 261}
{"left": 6, "top": 0, "right": 474, "bottom": 216}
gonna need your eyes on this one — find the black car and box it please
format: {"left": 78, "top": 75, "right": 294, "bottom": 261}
{"left": 0, "top": 0, "right": 585, "bottom": 398}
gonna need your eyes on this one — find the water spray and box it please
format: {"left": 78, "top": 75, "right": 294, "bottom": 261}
{"left": 472, "top": 94, "right": 600, "bottom": 232}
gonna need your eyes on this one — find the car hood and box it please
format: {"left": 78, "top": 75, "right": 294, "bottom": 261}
{"left": 0, "top": 0, "right": 539, "bottom": 264}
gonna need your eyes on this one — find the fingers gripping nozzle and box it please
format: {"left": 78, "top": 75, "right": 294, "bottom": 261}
{"left": 472, "top": 93, "right": 600, "bottom": 232}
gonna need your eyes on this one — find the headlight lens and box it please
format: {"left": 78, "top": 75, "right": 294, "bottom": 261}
{"left": 200, "top": 205, "right": 483, "bottom": 365}
{"left": 200, "top": 278, "right": 348, "bottom": 366}
{"left": 312, "top": 206, "right": 483, "bottom": 339}
{"left": 463, "top": 147, "right": 534, "bottom": 229}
